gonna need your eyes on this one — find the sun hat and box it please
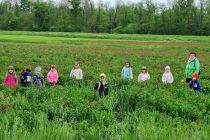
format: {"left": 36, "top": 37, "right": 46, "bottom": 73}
{"left": 35, "top": 66, "right": 42, "bottom": 72}
{"left": 100, "top": 73, "right": 106, "bottom": 78}
{"left": 142, "top": 66, "right": 147, "bottom": 70}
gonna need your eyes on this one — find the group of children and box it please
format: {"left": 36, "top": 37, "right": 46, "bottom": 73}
{"left": 121, "top": 62, "right": 174, "bottom": 84}
{"left": 3, "top": 61, "right": 201, "bottom": 97}
{"left": 4, "top": 63, "right": 83, "bottom": 88}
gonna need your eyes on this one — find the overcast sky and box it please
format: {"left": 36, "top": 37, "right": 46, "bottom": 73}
{"left": 92, "top": 0, "right": 168, "bottom": 4}
{"left": 0, "top": 0, "right": 200, "bottom": 6}
{"left": 88, "top": 0, "right": 169, "bottom": 6}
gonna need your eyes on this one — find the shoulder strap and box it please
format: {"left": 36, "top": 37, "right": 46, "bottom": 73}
{"left": 98, "top": 81, "right": 101, "bottom": 90}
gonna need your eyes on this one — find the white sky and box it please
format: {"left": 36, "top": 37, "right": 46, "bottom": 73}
{"left": 93, "top": 0, "right": 168, "bottom": 4}
{"left": 0, "top": 0, "right": 200, "bottom": 6}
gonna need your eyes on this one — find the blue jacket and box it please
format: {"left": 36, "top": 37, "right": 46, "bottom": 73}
{"left": 189, "top": 80, "right": 202, "bottom": 92}
{"left": 121, "top": 67, "right": 133, "bottom": 79}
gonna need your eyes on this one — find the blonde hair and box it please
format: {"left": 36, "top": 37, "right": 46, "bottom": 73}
{"left": 5, "top": 66, "right": 17, "bottom": 79}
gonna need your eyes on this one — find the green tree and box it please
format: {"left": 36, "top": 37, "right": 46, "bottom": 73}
{"left": 33, "top": 1, "right": 50, "bottom": 31}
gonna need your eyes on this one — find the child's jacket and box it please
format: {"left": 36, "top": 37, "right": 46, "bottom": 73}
{"left": 47, "top": 70, "right": 58, "bottom": 84}
{"left": 33, "top": 75, "right": 44, "bottom": 88}
{"left": 189, "top": 80, "right": 202, "bottom": 92}
{"left": 162, "top": 72, "right": 174, "bottom": 84}
{"left": 121, "top": 67, "right": 133, "bottom": 79}
{"left": 4, "top": 74, "right": 18, "bottom": 88}
{"left": 94, "top": 80, "right": 109, "bottom": 96}
{"left": 20, "top": 71, "right": 33, "bottom": 86}
{"left": 70, "top": 69, "right": 83, "bottom": 79}
{"left": 138, "top": 72, "right": 150, "bottom": 82}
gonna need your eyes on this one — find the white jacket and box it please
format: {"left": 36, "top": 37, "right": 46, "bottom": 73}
{"left": 162, "top": 72, "right": 174, "bottom": 84}
{"left": 70, "top": 69, "right": 83, "bottom": 79}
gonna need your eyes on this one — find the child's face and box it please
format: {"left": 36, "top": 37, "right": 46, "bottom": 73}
{"left": 36, "top": 71, "right": 41, "bottom": 75}
{"left": 74, "top": 65, "right": 79, "bottom": 69}
{"left": 9, "top": 69, "right": 14, "bottom": 74}
{"left": 190, "top": 54, "right": 195, "bottom": 59}
{"left": 142, "top": 69, "right": 146, "bottom": 73}
{"left": 51, "top": 68, "right": 55, "bottom": 71}
{"left": 193, "top": 77, "right": 197, "bottom": 81}
{"left": 165, "top": 69, "right": 170, "bottom": 73}
{"left": 125, "top": 63, "right": 130, "bottom": 68}
{"left": 100, "top": 76, "right": 105, "bottom": 81}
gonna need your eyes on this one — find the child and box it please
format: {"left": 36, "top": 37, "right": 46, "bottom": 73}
{"left": 138, "top": 66, "right": 150, "bottom": 82}
{"left": 94, "top": 73, "right": 109, "bottom": 97}
{"left": 4, "top": 66, "right": 18, "bottom": 88}
{"left": 47, "top": 65, "right": 59, "bottom": 86}
{"left": 121, "top": 62, "right": 133, "bottom": 79}
{"left": 33, "top": 66, "right": 44, "bottom": 88}
{"left": 189, "top": 72, "right": 202, "bottom": 92}
{"left": 70, "top": 62, "right": 83, "bottom": 80}
{"left": 20, "top": 68, "right": 33, "bottom": 87}
{"left": 162, "top": 66, "right": 174, "bottom": 84}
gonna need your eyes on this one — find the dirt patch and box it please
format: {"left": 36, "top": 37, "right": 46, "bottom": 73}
{"left": 88, "top": 40, "right": 210, "bottom": 47}
{"left": 2, "top": 40, "right": 210, "bottom": 47}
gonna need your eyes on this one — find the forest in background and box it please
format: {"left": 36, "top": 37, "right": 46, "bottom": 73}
{"left": 0, "top": 0, "right": 210, "bottom": 35}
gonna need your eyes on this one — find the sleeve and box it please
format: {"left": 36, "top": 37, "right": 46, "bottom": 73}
{"left": 195, "top": 59, "right": 200, "bottom": 73}
{"left": 80, "top": 70, "right": 83, "bottom": 79}
{"left": 121, "top": 67, "right": 124, "bottom": 78}
{"left": 41, "top": 77, "right": 45, "bottom": 87}
{"left": 56, "top": 72, "right": 59, "bottom": 82}
{"left": 105, "top": 81, "right": 109, "bottom": 88}
{"left": 170, "top": 74, "right": 174, "bottom": 83}
{"left": 185, "top": 64, "right": 188, "bottom": 77}
{"left": 162, "top": 74, "right": 166, "bottom": 83}
{"left": 189, "top": 81, "right": 193, "bottom": 88}
{"left": 33, "top": 76, "right": 36, "bottom": 82}
{"left": 70, "top": 70, "right": 73, "bottom": 78}
{"left": 47, "top": 72, "right": 51, "bottom": 83}
{"left": 15, "top": 78, "right": 19, "bottom": 86}
{"left": 138, "top": 74, "right": 141, "bottom": 82}
{"left": 94, "top": 82, "right": 99, "bottom": 91}
{"left": 148, "top": 73, "right": 150, "bottom": 80}
{"left": 130, "top": 68, "right": 133, "bottom": 79}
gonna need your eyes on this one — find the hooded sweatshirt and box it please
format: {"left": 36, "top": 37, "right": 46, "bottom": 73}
{"left": 4, "top": 74, "right": 18, "bottom": 88}
{"left": 47, "top": 70, "right": 59, "bottom": 84}
{"left": 162, "top": 72, "right": 174, "bottom": 84}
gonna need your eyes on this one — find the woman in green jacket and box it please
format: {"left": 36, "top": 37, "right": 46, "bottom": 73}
{"left": 185, "top": 52, "right": 200, "bottom": 83}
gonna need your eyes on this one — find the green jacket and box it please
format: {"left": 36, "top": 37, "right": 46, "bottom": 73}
{"left": 185, "top": 58, "right": 200, "bottom": 78}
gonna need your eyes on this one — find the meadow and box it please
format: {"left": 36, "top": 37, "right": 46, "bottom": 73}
{"left": 0, "top": 31, "right": 210, "bottom": 140}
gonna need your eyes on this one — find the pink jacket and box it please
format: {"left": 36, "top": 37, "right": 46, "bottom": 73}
{"left": 4, "top": 74, "right": 18, "bottom": 88}
{"left": 47, "top": 70, "right": 59, "bottom": 83}
{"left": 138, "top": 72, "right": 150, "bottom": 82}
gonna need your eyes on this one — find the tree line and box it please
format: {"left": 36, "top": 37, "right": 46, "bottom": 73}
{"left": 0, "top": 0, "right": 210, "bottom": 35}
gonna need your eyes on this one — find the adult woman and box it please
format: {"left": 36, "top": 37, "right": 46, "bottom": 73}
{"left": 185, "top": 52, "right": 200, "bottom": 83}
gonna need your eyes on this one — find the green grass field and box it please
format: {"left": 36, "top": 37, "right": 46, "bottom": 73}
{"left": 0, "top": 31, "right": 210, "bottom": 140}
